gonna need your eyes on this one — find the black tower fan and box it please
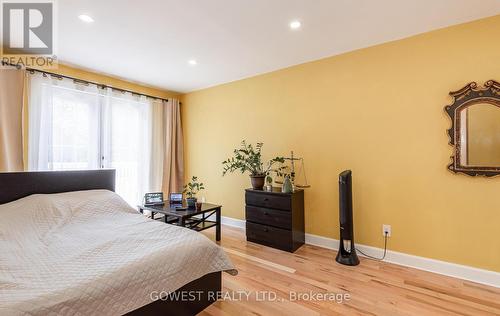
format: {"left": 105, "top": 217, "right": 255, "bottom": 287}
{"left": 335, "top": 170, "right": 360, "bottom": 266}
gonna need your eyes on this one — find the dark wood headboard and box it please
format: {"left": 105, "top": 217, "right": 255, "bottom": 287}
{"left": 0, "top": 169, "right": 116, "bottom": 204}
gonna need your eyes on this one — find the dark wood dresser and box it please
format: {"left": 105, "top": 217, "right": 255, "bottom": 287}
{"left": 245, "top": 188, "right": 305, "bottom": 252}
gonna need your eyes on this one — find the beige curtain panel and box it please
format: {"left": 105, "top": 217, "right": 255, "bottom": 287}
{"left": 0, "top": 69, "right": 26, "bottom": 172}
{"left": 162, "top": 99, "right": 185, "bottom": 195}
{"left": 150, "top": 98, "right": 184, "bottom": 196}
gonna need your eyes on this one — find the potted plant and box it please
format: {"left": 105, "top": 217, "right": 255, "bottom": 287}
{"left": 222, "top": 140, "right": 285, "bottom": 190}
{"left": 183, "top": 176, "right": 205, "bottom": 208}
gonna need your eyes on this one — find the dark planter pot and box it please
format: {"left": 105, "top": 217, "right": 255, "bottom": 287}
{"left": 250, "top": 175, "right": 265, "bottom": 190}
{"left": 186, "top": 197, "right": 197, "bottom": 209}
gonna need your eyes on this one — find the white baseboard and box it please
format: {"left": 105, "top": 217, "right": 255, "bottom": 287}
{"left": 221, "top": 216, "right": 500, "bottom": 288}
{"left": 221, "top": 216, "right": 246, "bottom": 229}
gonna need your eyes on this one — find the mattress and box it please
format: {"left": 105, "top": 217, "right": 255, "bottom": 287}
{"left": 0, "top": 190, "right": 235, "bottom": 315}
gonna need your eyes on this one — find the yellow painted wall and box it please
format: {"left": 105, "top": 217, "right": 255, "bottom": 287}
{"left": 181, "top": 15, "right": 500, "bottom": 272}
{"left": 22, "top": 63, "right": 181, "bottom": 167}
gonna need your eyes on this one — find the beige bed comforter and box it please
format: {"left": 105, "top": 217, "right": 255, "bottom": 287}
{"left": 0, "top": 190, "right": 235, "bottom": 315}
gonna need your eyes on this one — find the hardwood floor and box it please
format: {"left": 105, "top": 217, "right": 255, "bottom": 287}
{"left": 200, "top": 225, "right": 500, "bottom": 316}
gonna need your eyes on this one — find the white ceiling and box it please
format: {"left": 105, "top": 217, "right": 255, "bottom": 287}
{"left": 58, "top": 0, "right": 500, "bottom": 93}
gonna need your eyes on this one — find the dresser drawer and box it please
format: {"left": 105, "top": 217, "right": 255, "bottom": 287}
{"left": 246, "top": 222, "right": 292, "bottom": 252}
{"left": 246, "top": 206, "right": 291, "bottom": 230}
{"left": 245, "top": 191, "right": 291, "bottom": 210}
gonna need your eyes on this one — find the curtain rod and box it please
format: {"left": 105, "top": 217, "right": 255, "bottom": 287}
{"left": 1, "top": 61, "right": 173, "bottom": 103}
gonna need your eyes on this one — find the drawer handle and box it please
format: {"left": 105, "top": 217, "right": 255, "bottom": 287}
{"left": 263, "top": 211, "right": 268, "bottom": 215}
{"left": 263, "top": 198, "right": 269, "bottom": 201}
{"left": 263, "top": 228, "right": 268, "bottom": 232}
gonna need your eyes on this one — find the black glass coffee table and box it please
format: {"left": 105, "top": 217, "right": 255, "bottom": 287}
{"left": 138, "top": 202, "right": 221, "bottom": 241}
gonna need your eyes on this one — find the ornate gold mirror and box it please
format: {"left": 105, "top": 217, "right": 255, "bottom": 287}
{"left": 445, "top": 80, "right": 500, "bottom": 177}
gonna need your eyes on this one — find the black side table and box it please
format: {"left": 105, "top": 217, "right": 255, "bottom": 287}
{"left": 138, "top": 202, "right": 222, "bottom": 241}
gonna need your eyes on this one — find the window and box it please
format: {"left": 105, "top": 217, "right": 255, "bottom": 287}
{"left": 28, "top": 73, "right": 153, "bottom": 205}
{"left": 50, "top": 86, "right": 100, "bottom": 170}
{"left": 102, "top": 91, "right": 152, "bottom": 205}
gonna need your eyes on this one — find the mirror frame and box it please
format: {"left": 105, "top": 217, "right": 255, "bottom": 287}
{"left": 445, "top": 80, "right": 500, "bottom": 177}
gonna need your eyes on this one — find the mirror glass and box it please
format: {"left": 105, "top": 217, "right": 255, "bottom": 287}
{"left": 459, "top": 103, "right": 500, "bottom": 167}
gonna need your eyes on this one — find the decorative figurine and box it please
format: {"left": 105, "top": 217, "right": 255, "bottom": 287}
{"left": 282, "top": 175, "right": 293, "bottom": 193}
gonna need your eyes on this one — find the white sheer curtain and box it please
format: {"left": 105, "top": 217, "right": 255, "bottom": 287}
{"left": 101, "top": 88, "right": 153, "bottom": 205}
{"left": 28, "top": 73, "right": 100, "bottom": 171}
{"left": 27, "top": 73, "right": 154, "bottom": 206}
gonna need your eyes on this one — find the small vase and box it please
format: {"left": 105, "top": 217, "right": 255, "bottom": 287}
{"left": 282, "top": 175, "right": 293, "bottom": 193}
{"left": 186, "top": 197, "right": 197, "bottom": 208}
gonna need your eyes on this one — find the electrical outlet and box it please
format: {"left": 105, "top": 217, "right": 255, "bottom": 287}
{"left": 382, "top": 224, "right": 392, "bottom": 237}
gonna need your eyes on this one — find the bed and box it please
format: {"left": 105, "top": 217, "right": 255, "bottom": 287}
{"left": 0, "top": 170, "right": 236, "bottom": 316}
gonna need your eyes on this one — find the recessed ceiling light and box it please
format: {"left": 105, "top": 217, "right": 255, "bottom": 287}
{"left": 289, "top": 20, "right": 301, "bottom": 30}
{"left": 78, "top": 14, "right": 94, "bottom": 23}
{"left": 188, "top": 59, "right": 197, "bottom": 66}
